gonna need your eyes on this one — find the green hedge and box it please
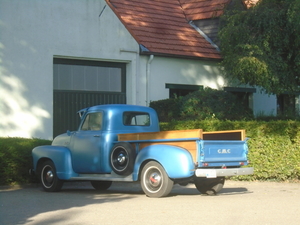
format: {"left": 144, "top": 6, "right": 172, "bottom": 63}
{"left": 161, "top": 119, "right": 300, "bottom": 182}
{"left": 0, "top": 137, "right": 51, "bottom": 185}
{"left": 1, "top": 120, "right": 300, "bottom": 185}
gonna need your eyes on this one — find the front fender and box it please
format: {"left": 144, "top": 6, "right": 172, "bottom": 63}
{"left": 132, "top": 144, "right": 195, "bottom": 181}
{"left": 32, "top": 145, "right": 77, "bottom": 180}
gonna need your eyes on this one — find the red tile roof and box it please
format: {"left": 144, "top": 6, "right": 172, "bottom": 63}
{"left": 180, "top": 0, "right": 230, "bottom": 20}
{"left": 106, "top": 0, "right": 224, "bottom": 59}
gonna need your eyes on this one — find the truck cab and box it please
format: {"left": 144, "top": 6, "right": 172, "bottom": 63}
{"left": 51, "top": 104, "right": 159, "bottom": 174}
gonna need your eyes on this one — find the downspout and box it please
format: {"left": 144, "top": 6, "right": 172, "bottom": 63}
{"left": 146, "top": 55, "right": 154, "bottom": 106}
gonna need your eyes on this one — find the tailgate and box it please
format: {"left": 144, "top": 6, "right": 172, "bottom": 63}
{"left": 197, "top": 140, "right": 248, "bottom": 167}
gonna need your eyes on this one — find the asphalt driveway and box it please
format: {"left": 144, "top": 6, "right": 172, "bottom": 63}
{"left": 1, "top": 180, "right": 299, "bottom": 225}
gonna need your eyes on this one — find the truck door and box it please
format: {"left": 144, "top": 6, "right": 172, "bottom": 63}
{"left": 70, "top": 112, "right": 103, "bottom": 173}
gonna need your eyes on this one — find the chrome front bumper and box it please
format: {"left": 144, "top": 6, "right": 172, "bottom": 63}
{"left": 195, "top": 167, "right": 254, "bottom": 178}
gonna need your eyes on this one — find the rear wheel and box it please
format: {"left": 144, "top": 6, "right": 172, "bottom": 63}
{"left": 141, "top": 161, "right": 174, "bottom": 198}
{"left": 194, "top": 177, "right": 225, "bottom": 195}
{"left": 91, "top": 181, "right": 112, "bottom": 190}
{"left": 40, "top": 160, "right": 63, "bottom": 192}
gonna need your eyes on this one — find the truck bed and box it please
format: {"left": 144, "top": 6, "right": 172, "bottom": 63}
{"left": 118, "top": 129, "right": 246, "bottom": 162}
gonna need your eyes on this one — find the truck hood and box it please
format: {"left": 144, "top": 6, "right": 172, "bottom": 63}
{"left": 52, "top": 133, "right": 71, "bottom": 147}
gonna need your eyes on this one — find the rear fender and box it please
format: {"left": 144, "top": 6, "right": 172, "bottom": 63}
{"left": 132, "top": 144, "right": 195, "bottom": 181}
{"left": 32, "top": 145, "right": 77, "bottom": 180}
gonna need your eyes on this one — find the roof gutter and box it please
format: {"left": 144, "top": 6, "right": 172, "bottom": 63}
{"left": 189, "top": 21, "right": 220, "bottom": 52}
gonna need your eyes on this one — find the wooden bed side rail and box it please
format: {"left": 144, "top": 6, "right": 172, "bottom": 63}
{"left": 118, "top": 129, "right": 203, "bottom": 141}
{"left": 202, "top": 129, "right": 246, "bottom": 141}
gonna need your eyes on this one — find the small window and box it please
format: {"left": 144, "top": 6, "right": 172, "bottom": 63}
{"left": 53, "top": 58, "right": 125, "bottom": 92}
{"left": 224, "top": 87, "right": 256, "bottom": 110}
{"left": 81, "top": 112, "right": 103, "bottom": 131}
{"left": 277, "top": 94, "right": 296, "bottom": 115}
{"left": 166, "top": 83, "right": 203, "bottom": 98}
{"left": 123, "top": 112, "right": 150, "bottom": 126}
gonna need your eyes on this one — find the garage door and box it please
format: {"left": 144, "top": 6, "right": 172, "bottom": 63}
{"left": 53, "top": 58, "right": 126, "bottom": 137}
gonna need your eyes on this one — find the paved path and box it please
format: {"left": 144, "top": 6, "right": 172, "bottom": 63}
{"left": 1, "top": 180, "right": 299, "bottom": 225}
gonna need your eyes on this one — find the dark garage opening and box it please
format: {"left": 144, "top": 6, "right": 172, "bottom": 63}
{"left": 53, "top": 58, "right": 126, "bottom": 137}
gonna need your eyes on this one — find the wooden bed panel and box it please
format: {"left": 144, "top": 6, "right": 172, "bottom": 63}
{"left": 118, "top": 129, "right": 203, "bottom": 141}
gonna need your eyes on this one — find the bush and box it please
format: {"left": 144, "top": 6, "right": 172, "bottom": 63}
{"left": 244, "top": 136, "right": 300, "bottom": 181}
{"left": 150, "top": 88, "right": 253, "bottom": 122}
{"left": 179, "top": 87, "right": 253, "bottom": 120}
{"left": 150, "top": 98, "right": 181, "bottom": 122}
{"left": 0, "top": 137, "right": 51, "bottom": 185}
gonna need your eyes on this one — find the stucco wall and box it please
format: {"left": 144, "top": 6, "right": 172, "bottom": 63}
{"left": 138, "top": 56, "right": 226, "bottom": 105}
{"left": 252, "top": 90, "right": 277, "bottom": 116}
{"left": 0, "top": 0, "right": 139, "bottom": 139}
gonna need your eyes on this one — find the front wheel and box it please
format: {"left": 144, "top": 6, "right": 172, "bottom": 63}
{"left": 40, "top": 160, "right": 63, "bottom": 192}
{"left": 194, "top": 177, "right": 225, "bottom": 195}
{"left": 141, "top": 161, "right": 174, "bottom": 198}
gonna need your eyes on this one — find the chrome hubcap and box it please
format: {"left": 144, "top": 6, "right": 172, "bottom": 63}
{"left": 149, "top": 172, "right": 162, "bottom": 188}
{"left": 46, "top": 170, "right": 54, "bottom": 183}
{"left": 117, "top": 153, "right": 126, "bottom": 164}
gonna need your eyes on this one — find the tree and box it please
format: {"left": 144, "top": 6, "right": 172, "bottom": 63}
{"left": 218, "top": 0, "right": 300, "bottom": 95}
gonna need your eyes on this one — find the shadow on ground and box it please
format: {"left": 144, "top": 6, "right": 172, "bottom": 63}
{"left": 0, "top": 181, "right": 250, "bottom": 225}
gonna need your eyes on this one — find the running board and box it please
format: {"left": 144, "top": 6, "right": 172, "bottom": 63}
{"left": 70, "top": 171, "right": 133, "bottom": 182}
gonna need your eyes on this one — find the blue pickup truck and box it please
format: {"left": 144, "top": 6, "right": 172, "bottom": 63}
{"left": 32, "top": 104, "right": 253, "bottom": 197}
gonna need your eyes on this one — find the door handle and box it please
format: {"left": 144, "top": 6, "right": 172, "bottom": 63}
{"left": 94, "top": 135, "right": 100, "bottom": 137}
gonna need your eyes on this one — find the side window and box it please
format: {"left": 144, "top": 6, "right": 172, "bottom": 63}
{"left": 81, "top": 112, "right": 103, "bottom": 131}
{"left": 123, "top": 112, "right": 150, "bottom": 126}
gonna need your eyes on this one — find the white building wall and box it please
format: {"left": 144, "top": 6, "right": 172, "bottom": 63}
{"left": 252, "top": 90, "right": 277, "bottom": 116}
{"left": 0, "top": 0, "right": 139, "bottom": 139}
{"left": 138, "top": 56, "right": 226, "bottom": 105}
